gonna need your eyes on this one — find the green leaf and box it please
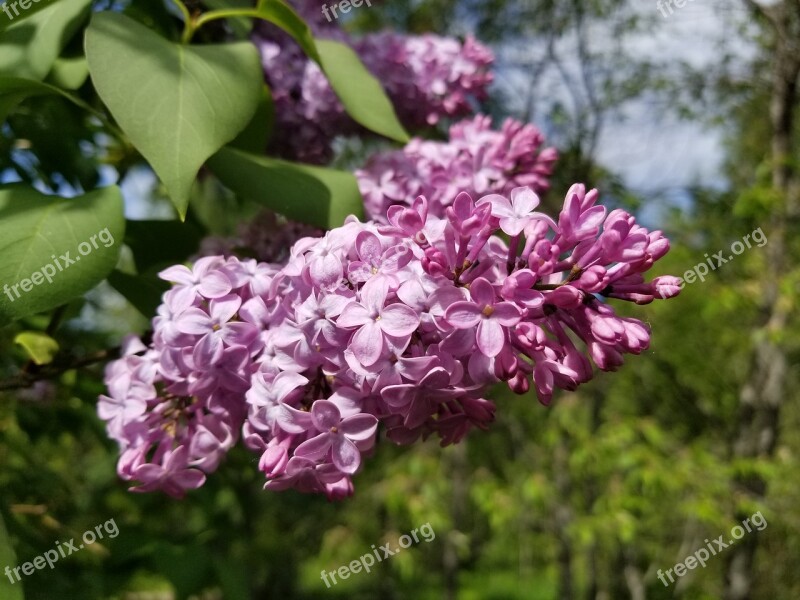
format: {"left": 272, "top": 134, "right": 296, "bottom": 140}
{"left": 125, "top": 219, "right": 202, "bottom": 273}
{"left": 13, "top": 331, "right": 59, "bottom": 365}
{"left": 0, "top": 185, "right": 125, "bottom": 326}
{"left": 315, "top": 38, "right": 408, "bottom": 143}
{"left": 253, "top": 0, "right": 319, "bottom": 61}
{"left": 0, "top": 0, "right": 92, "bottom": 79}
{"left": 0, "top": 0, "right": 73, "bottom": 33}
{"left": 0, "top": 513, "right": 23, "bottom": 600}
{"left": 85, "top": 11, "right": 263, "bottom": 219}
{"left": 229, "top": 85, "right": 274, "bottom": 154}
{"left": 0, "top": 76, "right": 90, "bottom": 122}
{"left": 46, "top": 55, "right": 88, "bottom": 90}
{"left": 107, "top": 270, "right": 169, "bottom": 318}
{"left": 208, "top": 146, "right": 364, "bottom": 229}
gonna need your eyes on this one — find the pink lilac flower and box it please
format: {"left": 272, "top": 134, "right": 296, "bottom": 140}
{"left": 99, "top": 183, "right": 680, "bottom": 500}
{"left": 252, "top": 2, "right": 493, "bottom": 163}
{"left": 357, "top": 115, "right": 558, "bottom": 220}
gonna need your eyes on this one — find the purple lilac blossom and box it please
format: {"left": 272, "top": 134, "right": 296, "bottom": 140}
{"left": 357, "top": 114, "right": 558, "bottom": 220}
{"left": 99, "top": 184, "right": 681, "bottom": 500}
{"left": 253, "top": 7, "right": 493, "bottom": 163}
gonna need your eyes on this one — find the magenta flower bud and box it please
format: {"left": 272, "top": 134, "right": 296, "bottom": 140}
{"left": 652, "top": 276, "right": 682, "bottom": 299}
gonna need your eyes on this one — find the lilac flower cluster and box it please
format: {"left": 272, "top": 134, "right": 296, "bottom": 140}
{"left": 254, "top": 14, "right": 493, "bottom": 163}
{"left": 197, "top": 115, "right": 555, "bottom": 263}
{"left": 99, "top": 185, "right": 680, "bottom": 500}
{"left": 357, "top": 115, "right": 558, "bottom": 220}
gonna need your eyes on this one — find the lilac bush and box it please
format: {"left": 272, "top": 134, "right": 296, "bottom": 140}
{"left": 99, "top": 185, "right": 681, "bottom": 499}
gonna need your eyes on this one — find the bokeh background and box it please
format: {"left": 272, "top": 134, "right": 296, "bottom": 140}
{"left": 1, "top": 1, "right": 799, "bottom": 599}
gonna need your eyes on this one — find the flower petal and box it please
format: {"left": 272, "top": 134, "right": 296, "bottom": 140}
{"left": 339, "top": 413, "right": 378, "bottom": 442}
{"left": 331, "top": 436, "right": 361, "bottom": 474}
{"left": 311, "top": 399, "right": 341, "bottom": 431}
{"left": 295, "top": 433, "right": 333, "bottom": 461}
{"left": 277, "top": 404, "right": 314, "bottom": 434}
{"left": 491, "top": 302, "right": 522, "bottom": 326}
{"left": 469, "top": 277, "right": 496, "bottom": 307}
{"left": 351, "top": 321, "right": 384, "bottom": 366}
{"left": 197, "top": 270, "right": 232, "bottom": 299}
{"left": 360, "top": 277, "right": 389, "bottom": 313}
{"left": 445, "top": 302, "right": 482, "bottom": 329}
{"left": 337, "top": 303, "right": 371, "bottom": 328}
{"left": 355, "top": 231, "right": 383, "bottom": 264}
{"left": 476, "top": 319, "right": 505, "bottom": 357}
{"left": 510, "top": 186, "right": 540, "bottom": 213}
{"left": 379, "top": 304, "right": 420, "bottom": 336}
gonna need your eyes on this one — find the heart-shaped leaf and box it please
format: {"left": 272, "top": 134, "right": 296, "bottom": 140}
{"left": 85, "top": 11, "right": 263, "bottom": 219}
{"left": 0, "top": 0, "right": 92, "bottom": 79}
{"left": 0, "top": 185, "right": 125, "bottom": 326}
{"left": 208, "top": 146, "right": 364, "bottom": 229}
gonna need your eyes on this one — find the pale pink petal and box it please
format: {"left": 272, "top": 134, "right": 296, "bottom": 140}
{"left": 295, "top": 433, "right": 333, "bottom": 461}
{"left": 379, "top": 304, "right": 420, "bottom": 336}
{"left": 272, "top": 372, "right": 309, "bottom": 403}
{"left": 210, "top": 295, "right": 242, "bottom": 323}
{"left": 499, "top": 216, "right": 528, "bottom": 236}
{"left": 175, "top": 309, "right": 211, "bottom": 335}
{"left": 171, "top": 469, "right": 206, "bottom": 490}
{"left": 310, "top": 253, "right": 343, "bottom": 286}
{"left": 337, "top": 303, "right": 371, "bottom": 328}
{"left": 277, "top": 405, "right": 314, "bottom": 434}
{"left": 310, "top": 400, "right": 341, "bottom": 431}
{"left": 360, "top": 277, "right": 389, "bottom": 313}
{"left": 339, "top": 414, "right": 378, "bottom": 442}
{"left": 478, "top": 194, "right": 515, "bottom": 218}
{"left": 351, "top": 321, "right": 384, "bottom": 366}
{"left": 198, "top": 271, "right": 232, "bottom": 298}
{"left": 381, "top": 384, "right": 414, "bottom": 409}
{"left": 445, "top": 302, "right": 482, "bottom": 328}
{"left": 492, "top": 302, "right": 522, "bottom": 326}
{"left": 469, "top": 278, "right": 496, "bottom": 307}
{"left": 510, "top": 186, "right": 540, "bottom": 213}
{"left": 356, "top": 231, "right": 382, "bottom": 264}
{"left": 476, "top": 319, "right": 505, "bottom": 357}
{"left": 421, "top": 367, "right": 451, "bottom": 389}
{"left": 332, "top": 436, "right": 361, "bottom": 474}
{"left": 193, "top": 333, "right": 223, "bottom": 366}
{"left": 158, "top": 265, "right": 194, "bottom": 285}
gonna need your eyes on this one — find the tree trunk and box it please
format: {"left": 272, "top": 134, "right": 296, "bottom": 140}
{"left": 726, "top": 2, "right": 800, "bottom": 598}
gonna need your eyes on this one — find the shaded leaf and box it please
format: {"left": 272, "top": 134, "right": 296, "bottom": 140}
{"left": 0, "top": 185, "right": 124, "bottom": 326}
{"left": 316, "top": 38, "right": 408, "bottom": 143}
{"left": 85, "top": 11, "right": 263, "bottom": 218}
{"left": 0, "top": 0, "right": 91, "bottom": 79}
{"left": 208, "top": 146, "right": 364, "bottom": 229}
